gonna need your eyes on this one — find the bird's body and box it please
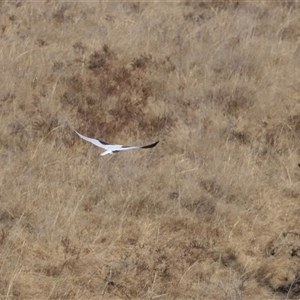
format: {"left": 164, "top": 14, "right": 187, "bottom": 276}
{"left": 74, "top": 130, "right": 159, "bottom": 156}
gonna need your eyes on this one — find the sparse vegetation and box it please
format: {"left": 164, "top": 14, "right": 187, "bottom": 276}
{"left": 1, "top": 1, "right": 300, "bottom": 299}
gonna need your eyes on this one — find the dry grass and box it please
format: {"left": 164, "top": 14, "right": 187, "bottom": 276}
{"left": 1, "top": 1, "right": 300, "bottom": 299}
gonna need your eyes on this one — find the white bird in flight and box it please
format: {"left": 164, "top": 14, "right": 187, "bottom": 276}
{"left": 75, "top": 130, "right": 159, "bottom": 156}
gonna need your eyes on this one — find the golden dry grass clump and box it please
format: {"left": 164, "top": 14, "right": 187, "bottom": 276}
{"left": 1, "top": 1, "right": 300, "bottom": 299}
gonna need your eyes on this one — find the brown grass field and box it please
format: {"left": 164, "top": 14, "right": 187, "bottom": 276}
{"left": 1, "top": 1, "right": 300, "bottom": 299}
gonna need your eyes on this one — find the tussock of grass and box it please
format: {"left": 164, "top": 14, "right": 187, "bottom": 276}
{"left": 1, "top": 2, "right": 300, "bottom": 299}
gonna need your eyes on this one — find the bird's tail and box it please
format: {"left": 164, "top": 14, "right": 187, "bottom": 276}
{"left": 101, "top": 150, "right": 113, "bottom": 156}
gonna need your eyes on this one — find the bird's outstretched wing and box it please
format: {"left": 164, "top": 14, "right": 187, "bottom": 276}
{"left": 74, "top": 130, "right": 110, "bottom": 150}
{"left": 113, "top": 141, "right": 159, "bottom": 153}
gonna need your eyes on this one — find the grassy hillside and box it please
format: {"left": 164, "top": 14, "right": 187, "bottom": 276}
{"left": 1, "top": 1, "right": 300, "bottom": 299}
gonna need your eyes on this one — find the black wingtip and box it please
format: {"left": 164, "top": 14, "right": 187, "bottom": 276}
{"left": 141, "top": 141, "right": 159, "bottom": 149}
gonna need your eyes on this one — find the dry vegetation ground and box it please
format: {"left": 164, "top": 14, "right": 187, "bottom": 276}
{"left": 1, "top": 1, "right": 300, "bottom": 299}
